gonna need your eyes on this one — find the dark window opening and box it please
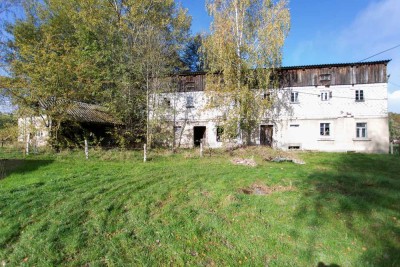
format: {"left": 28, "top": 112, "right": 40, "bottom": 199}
{"left": 216, "top": 126, "right": 224, "bottom": 142}
{"left": 263, "top": 92, "right": 271, "bottom": 101}
{"left": 163, "top": 98, "right": 171, "bottom": 107}
{"left": 193, "top": 126, "right": 206, "bottom": 147}
{"left": 260, "top": 125, "right": 273, "bottom": 146}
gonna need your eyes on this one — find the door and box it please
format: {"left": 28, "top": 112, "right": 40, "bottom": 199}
{"left": 260, "top": 125, "right": 273, "bottom": 146}
{"left": 193, "top": 126, "right": 206, "bottom": 147}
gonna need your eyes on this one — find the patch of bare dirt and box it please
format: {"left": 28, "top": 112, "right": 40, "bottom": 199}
{"left": 231, "top": 158, "right": 257, "bottom": 167}
{"left": 240, "top": 182, "right": 294, "bottom": 195}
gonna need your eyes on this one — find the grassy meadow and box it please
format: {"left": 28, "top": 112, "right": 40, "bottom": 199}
{"left": 0, "top": 148, "right": 399, "bottom": 266}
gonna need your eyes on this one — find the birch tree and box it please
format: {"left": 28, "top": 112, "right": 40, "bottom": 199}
{"left": 203, "top": 0, "right": 290, "bottom": 145}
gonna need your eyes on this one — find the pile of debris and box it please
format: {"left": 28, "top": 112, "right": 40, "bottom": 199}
{"left": 240, "top": 182, "right": 294, "bottom": 195}
{"left": 267, "top": 156, "right": 305, "bottom": 165}
{"left": 231, "top": 158, "right": 257, "bottom": 167}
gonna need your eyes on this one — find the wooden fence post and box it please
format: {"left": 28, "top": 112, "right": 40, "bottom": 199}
{"left": 144, "top": 144, "right": 147, "bottom": 162}
{"left": 200, "top": 142, "right": 203, "bottom": 158}
{"left": 84, "top": 138, "right": 89, "bottom": 160}
{"left": 25, "top": 133, "right": 30, "bottom": 156}
{"left": 390, "top": 142, "right": 394, "bottom": 155}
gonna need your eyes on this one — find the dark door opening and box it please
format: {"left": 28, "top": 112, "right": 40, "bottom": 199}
{"left": 260, "top": 125, "right": 273, "bottom": 146}
{"left": 193, "top": 126, "right": 206, "bottom": 147}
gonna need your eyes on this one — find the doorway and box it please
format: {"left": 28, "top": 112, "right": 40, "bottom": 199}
{"left": 193, "top": 126, "right": 206, "bottom": 147}
{"left": 260, "top": 125, "right": 273, "bottom": 146}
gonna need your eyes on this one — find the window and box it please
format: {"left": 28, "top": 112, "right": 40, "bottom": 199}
{"left": 355, "top": 90, "right": 364, "bottom": 101}
{"left": 320, "top": 74, "right": 331, "bottom": 81}
{"left": 290, "top": 91, "right": 299, "bottom": 103}
{"left": 163, "top": 97, "right": 171, "bottom": 107}
{"left": 320, "top": 123, "right": 330, "bottom": 136}
{"left": 216, "top": 126, "right": 224, "bottom": 142}
{"left": 186, "top": 96, "right": 194, "bottom": 108}
{"left": 174, "top": 126, "right": 182, "bottom": 133}
{"left": 290, "top": 124, "right": 299, "bottom": 128}
{"left": 356, "top": 123, "right": 367, "bottom": 138}
{"left": 320, "top": 91, "right": 332, "bottom": 101}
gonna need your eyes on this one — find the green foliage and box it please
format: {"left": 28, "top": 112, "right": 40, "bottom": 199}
{"left": 0, "top": 113, "right": 17, "bottom": 145}
{"left": 203, "top": 0, "right": 290, "bottom": 144}
{"left": 0, "top": 150, "right": 399, "bottom": 265}
{"left": 181, "top": 34, "right": 205, "bottom": 72}
{"left": 389, "top": 112, "right": 400, "bottom": 141}
{"left": 4, "top": 0, "right": 191, "bottom": 147}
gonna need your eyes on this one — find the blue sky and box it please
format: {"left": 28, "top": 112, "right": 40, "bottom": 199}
{"left": 1, "top": 0, "right": 400, "bottom": 113}
{"left": 179, "top": 0, "right": 400, "bottom": 113}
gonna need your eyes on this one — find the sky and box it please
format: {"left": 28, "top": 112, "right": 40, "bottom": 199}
{"left": 178, "top": 0, "right": 400, "bottom": 113}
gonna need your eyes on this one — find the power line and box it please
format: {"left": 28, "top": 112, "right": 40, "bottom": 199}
{"left": 281, "top": 88, "right": 387, "bottom": 101}
{"left": 389, "top": 82, "right": 400, "bottom": 88}
{"left": 358, "top": 44, "right": 400, "bottom": 62}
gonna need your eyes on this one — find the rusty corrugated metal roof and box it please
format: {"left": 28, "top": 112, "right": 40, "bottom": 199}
{"left": 278, "top": 60, "right": 391, "bottom": 70}
{"left": 178, "top": 60, "right": 391, "bottom": 75}
{"left": 39, "top": 99, "right": 122, "bottom": 125}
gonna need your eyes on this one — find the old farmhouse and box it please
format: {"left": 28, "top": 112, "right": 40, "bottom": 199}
{"left": 18, "top": 100, "right": 120, "bottom": 150}
{"left": 154, "top": 60, "right": 390, "bottom": 153}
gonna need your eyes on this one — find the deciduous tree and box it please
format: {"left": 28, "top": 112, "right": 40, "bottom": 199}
{"left": 203, "top": 0, "right": 290, "bottom": 145}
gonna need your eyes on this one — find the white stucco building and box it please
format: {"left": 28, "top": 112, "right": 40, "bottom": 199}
{"left": 153, "top": 60, "right": 390, "bottom": 153}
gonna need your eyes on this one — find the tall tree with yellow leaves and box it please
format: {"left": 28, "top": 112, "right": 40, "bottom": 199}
{"left": 203, "top": 0, "right": 290, "bottom": 145}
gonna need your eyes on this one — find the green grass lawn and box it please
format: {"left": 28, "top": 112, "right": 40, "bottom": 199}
{"left": 0, "top": 148, "right": 399, "bottom": 266}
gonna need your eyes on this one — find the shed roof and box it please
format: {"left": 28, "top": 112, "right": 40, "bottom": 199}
{"left": 177, "top": 60, "right": 391, "bottom": 75}
{"left": 39, "top": 99, "right": 121, "bottom": 125}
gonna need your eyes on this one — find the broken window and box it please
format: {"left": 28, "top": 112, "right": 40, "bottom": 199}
{"left": 216, "top": 126, "right": 224, "bottom": 142}
{"left": 320, "top": 123, "right": 330, "bottom": 136}
{"left": 163, "top": 97, "right": 171, "bottom": 107}
{"left": 263, "top": 92, "right": 271, "bottom": 101}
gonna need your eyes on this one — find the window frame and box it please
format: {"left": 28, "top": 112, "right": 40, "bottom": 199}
{"left": 355, "top": 90, "right": 364, "bottom": 102}
{"left": 186, "top": 96, "right": 194, "bottom": 108}
{"left": 356, "top": 122, "right": 367, "bottom": 138}
{"left": 163, "top": 97, "right": 171, "bottom": 108}
{"left": 320, "top": 123, "right": 330, "bottom": 136}
{"left": 320, "top": 91, "right": 332, "bottom": 101}
{"left": 216, "top": 126, "right": 224, "bottom": 142}
{"left": 290, "top": 91, "right": 299, "bottom": 103}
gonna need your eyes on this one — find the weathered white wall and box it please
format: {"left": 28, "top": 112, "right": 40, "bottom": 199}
{"left": 152, "top": 83, "right": 389, "bottom": 153}
{"left": 18, "top": 116, "right": 50, "bottom": 147}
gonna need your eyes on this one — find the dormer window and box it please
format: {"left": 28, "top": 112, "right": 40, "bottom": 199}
{"left": 320, "top": 74, "right": 331, "bottom": 81}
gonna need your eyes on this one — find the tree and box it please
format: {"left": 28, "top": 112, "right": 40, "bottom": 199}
{"left": 0, "top": 113, "right": 17, "bottom": 147}
{"left": 203, "top": 0, "right": 290, "bottom": 145}
{"left": 3, "top": 0, "right": 191, "bottom": 148}
{"left": 181, "top": 34, "right": 205, "bottom": 72}
{"left": 389, "top": 112, "right": 400, "bottom": 141}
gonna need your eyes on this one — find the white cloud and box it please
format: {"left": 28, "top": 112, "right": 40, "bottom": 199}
{"left": 336, "top": 0, "right": 400, "bottom": 113}
{"left": 389, "top": 90, "right": 400, "bottom": 113}
{"left": 338, "top": 0, "right": 400, "bottom": 50}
